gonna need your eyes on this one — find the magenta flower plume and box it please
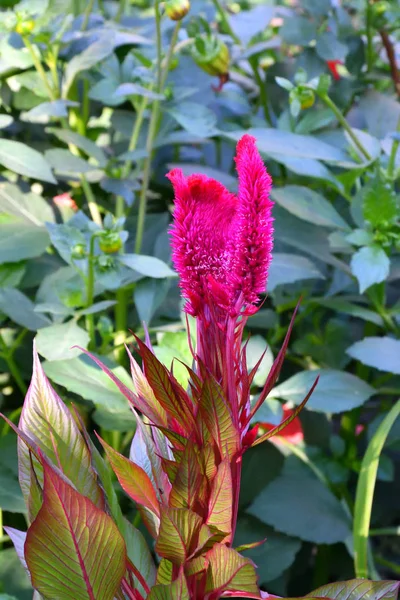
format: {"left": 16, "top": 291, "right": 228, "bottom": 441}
{"left": 167, "top": 134, "right": 273, "bottom": 316}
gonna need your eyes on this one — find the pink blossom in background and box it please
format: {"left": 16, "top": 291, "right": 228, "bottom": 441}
{"left": 53, "top": 192, "right": 78, "bottom": 211}
{"left": 167, "top": 134, "right": 274, "bottom": 317}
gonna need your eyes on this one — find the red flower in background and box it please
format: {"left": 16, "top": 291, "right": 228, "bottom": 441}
{"left": 260, "top": 403, "right": 304, "bottom": 445}
{"left": 326, "top": 59, "right": 342, "bottom": 81}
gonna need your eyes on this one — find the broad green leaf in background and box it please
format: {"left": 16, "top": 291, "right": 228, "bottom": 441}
{"left": 45, "top": 149, "right": 99, "bottom": 177}
{"left": 120, "top": 254, "right": 176, "bottom": 278}
{"left": 280, "top": 16, "right": 317, "bottom": 46}
{"left": 347, "top": 337, "right": 400, "bottom": 374}
{"left": 0, "top": 262, "right": 26, "bottom": 288}
{"left": 24, "top": 461, "right": 126, "bottom": 600}
{"left": 246, "top": 335, "right": 274, "bottom": 388}
{"left": 354, "top": 400, "right": 400, "bottom": 578}
{"left": 0, "top": 288, "right": 51, "bottom": 331}
{"left": 351, "top": 246, "right": 390, "bottom": 293}
{"left": 234, "top": 516, "right": 301, "bottom": 584}
{"left": 0, "top": 549, "right": 32, "bottom": 600}
{"left": 43, "top": 355, "right": 133, "bottom": 411}
{"left": 35, "top": 321, "right": 90, "bottom": 361}
{"left": 0, "top": 183, "right": 54, "bottom": 225}
{"left": 316, "top": 31, "right": 348, "bottom": 62}
{"left": 0, "top": 435, "right": 25, "bottom": 513}
{"left": 134, "top": 278, "right": 172, "bottom": 324}
{"left": 0, "top": 221, "right": 49, "bottom": 263}
{"left": 229, "top": 5, "right": 274, "bottom": 45}
{"left": 272, "top": 185, "right": 348, "bottom": 229}
{"left": 224, "top": 128, "right": 349, "bottom": 163}
{"left": 63, "top": 34, "right": 117, "bottom": 95}
{"left": 268, "top": 253, "right": 324, "bottom": 291}
{"left": 48, "top": 128, "right": 107, "bottom": 167}
{"left": 271, "top": 369, "right": 375, "bottom": 413}
{"left": 0, "top": 140, "right": 56, "bottom": 183}
{"left": 167, "top": 102, "right": 218, "bottom": 138}
{"left": 247, "top": 456, "right": 351, "bottom": 544}
{"left": 21, "top": 100, "right": 78, "bottom": 124}
{"left": 46, "top": 223, "right": 87, "bottom": 265}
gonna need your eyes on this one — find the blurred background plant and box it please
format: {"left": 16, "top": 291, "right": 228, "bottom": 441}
{"left": 0, "top": 0, "right": 400, "bottom": 597}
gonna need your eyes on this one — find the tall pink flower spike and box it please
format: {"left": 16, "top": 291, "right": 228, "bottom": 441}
{"left": 167, "top": 134, "right": 274, "bottom": 318}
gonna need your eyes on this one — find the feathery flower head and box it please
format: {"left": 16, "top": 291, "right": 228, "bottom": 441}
{"left": 167, "top": 135, "right": 274, "bottom": 316}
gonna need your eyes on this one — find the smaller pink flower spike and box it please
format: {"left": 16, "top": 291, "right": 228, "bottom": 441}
{"left": 232, "top": 134, "right": 274, "bottom": 307}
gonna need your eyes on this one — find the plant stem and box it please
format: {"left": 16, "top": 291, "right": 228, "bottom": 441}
{"left": 23, "top": 36, "right": 55, "bottom": 100}
{"left": 81, "top": 176, "right": 102, "bottom": 226}
{"left": 211, "top": 0, "right": 241, "bottom": 45}
{"left": 365, "top": 0, "right": 374, "bottom": 73}
{"left": 85, "top": 234, "right": 96, "bottom": 348}
{"left": 387, "top": 115, "right": 400, "bottom": 179}
{"left": 81, "top": 0, "right": 95, "bottom": 30}
{"left": 0, "top": 333, "right": 27, "bottom": 395}
{"left": 135, "top": 18, "right": 180, "bottom": 254}
{"left": 370, "top": 527, "right": 400, "bottom": 536}
{"left": 250, "top": 61, "right": 272, "bottom": 126}
{"left": 320, "top": 93, "right": 371, "bottom": 161}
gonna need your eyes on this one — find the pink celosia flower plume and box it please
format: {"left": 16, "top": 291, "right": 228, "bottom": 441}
{"left": 167, "top": 134, "right": 274, "bottom": 317}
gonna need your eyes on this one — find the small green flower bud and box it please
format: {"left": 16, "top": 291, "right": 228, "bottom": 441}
{"left": 164, "top": 0, "right": 190, "bottom": 21}
{"left": 99, "top": 232, "right": 123, "bottom": 254}
{"left": 191, "top": 34, "right": 229, "bottom": 77}
{"left": 71, "top": 243, "right": 87, "bottom": 260}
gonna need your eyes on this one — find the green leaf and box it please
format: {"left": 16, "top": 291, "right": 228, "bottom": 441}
{"left": 0, "top": 435, "right": 25, "bottom": 513}
{"left": 25, "top": 461, "right": 126, "bottom": 600}
{"left": 45, "top": 148, "right": 98, "bottom": 176}
{"left": 21, "top": 100, "right": 78, "bottom": 124}
{"left": 0, "top": 262, "right": 26, "bottom": 288}
{"left": 0, "top": 115, "right": 13, "bottom": 128}
{"left": 63, "top": 35, "right": 116, "bottom": 95}
{"left": 114, "top": 82, "right": 164, "bottom": 100}
{"left": 36, "top": 321, "right": 90, "bottom": 361}
{"left": 199, "top": 377, "right": 239, "bottom": 459}
{"left": 0, "top": 221, "right": 49, "bottom": 263}
{"left": 271, "top": 369, "right": 375, "bottom": 413}
{"left": 134, "top": 277, "right": 172, "bottom": 324}
{"left": 0, "top": 288, "right": 51, "bottom": 330}
{"left": 229, "top": 5, "right": 274, "bottom": 45}
{"left": 0, "top": 183, "right": 54, "bottom": 225}
{"left": 0, "top": 548, "right": 32, "bottom": 600}
{"left": 224, "top": 128, "right": 348, "bottom": 163}
{"left": 347, "top": 337, "right": 400, "bottom": 374}
{"left": 167, "top": 102, "right": 218, "bottom": 138}
{"left": 48, "top": 128, "right": 107, "bottom": 167}
{"left": 354, "top": 401, "right": 400, "bottom": 577}
{"left": 248, "top": 456, "right": 351, "bottom": 544}
{"left": 234, "top": 515, "right": 301, "bottom": 584}
{"left": 120, "top": 254, "right": 176, "bottom": 278}
{"left": 362, "top": 179, "right": 399, "bottom": 226}
{"left": 246, "top": 335, "right": 274, "bottom": 388}
{"left": 271, "top": 185, "right": 349, "bottom": 229}
{"left": 0, "top": 140, "right": 56, "bottom": 183}
{"left": 43, "top": 355, "right": 133, "bottom": 410}
{"left": 280, "top": 16, "right": 317, "bottom": 46}
{"left": 268, "top": 253, "right": 324, "bottom": 291}
{"left": 205, "top": 543, "right": 260, "bottom": 596}
{"left": 316, "top": 32, "right": 348, "bottom": 61}
{"left": 304, "top": 580, "right": 400, "bottom": 600}
{"left": 18, "top": 348, "right": 103, "bottom": 514}
{"left": 312, "top": 297, "right": 383, "bottom": 327}
{"left": 351, "top": 246, "right": 390, "bottom": 293}
{"left": 346, "top": 229, "right": 374, "bottom": 246}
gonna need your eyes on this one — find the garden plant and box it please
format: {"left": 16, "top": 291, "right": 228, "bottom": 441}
{"left": 0, "top": 0, "right": 400, "bottom": 598}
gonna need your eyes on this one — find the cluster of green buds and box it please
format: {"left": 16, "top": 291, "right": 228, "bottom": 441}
{"left": 276, "top": 70, "right": 332, "bottom": 117}
{"left": 164, "top": 0, "right": 190, "bottom": 21}
{"left": 188, "top": 17, "right": 230, "bottom": 79}
{"left": 369, "top": 1, "right": 396, "bottom": 29}
{"left": 98, "top": 214, "right": 127, "bottom": 255}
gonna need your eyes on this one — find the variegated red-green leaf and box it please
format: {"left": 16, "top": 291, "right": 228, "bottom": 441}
{"left": 155, "top": 507, "right": 202, "bottom": 566}
{"left": 99, "top": 436, "right": 160, "bottom": 519}
{"left": 205, "top": 544, "right": 259, "bottom": 596}
{"left": 147, "top": 569, "right": 190, "bottom": 600}
{"left": 156, "top": 559, "right": 173, "bottom": 585}
{"left": 206, "top": 459, "right": 233, "bottom": 537}
{"left": 135, "top": 336, "right": 197, "bottom": 434}
{"left": 127, "top": 347, "right": 168, "bottom": 426}
{"left": 18, "top": 347, "right": 102, "bottom": 514}
{"left": 199, "top": 377, "right": 239, "bottom": 459}
{"left": 303, "top": 579, "right": 399, "bottom": 600}
{"left": 169, "top": 442, "right": 206, "bottom": 512}
{"left": 25, "top": 460, "right": 126, "bottom": 600}
{"left": 130, "top": 409, "right": 170, "bottom": 497}
{"left": 251, "top": 377, "right": 318, "bottom": 447}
